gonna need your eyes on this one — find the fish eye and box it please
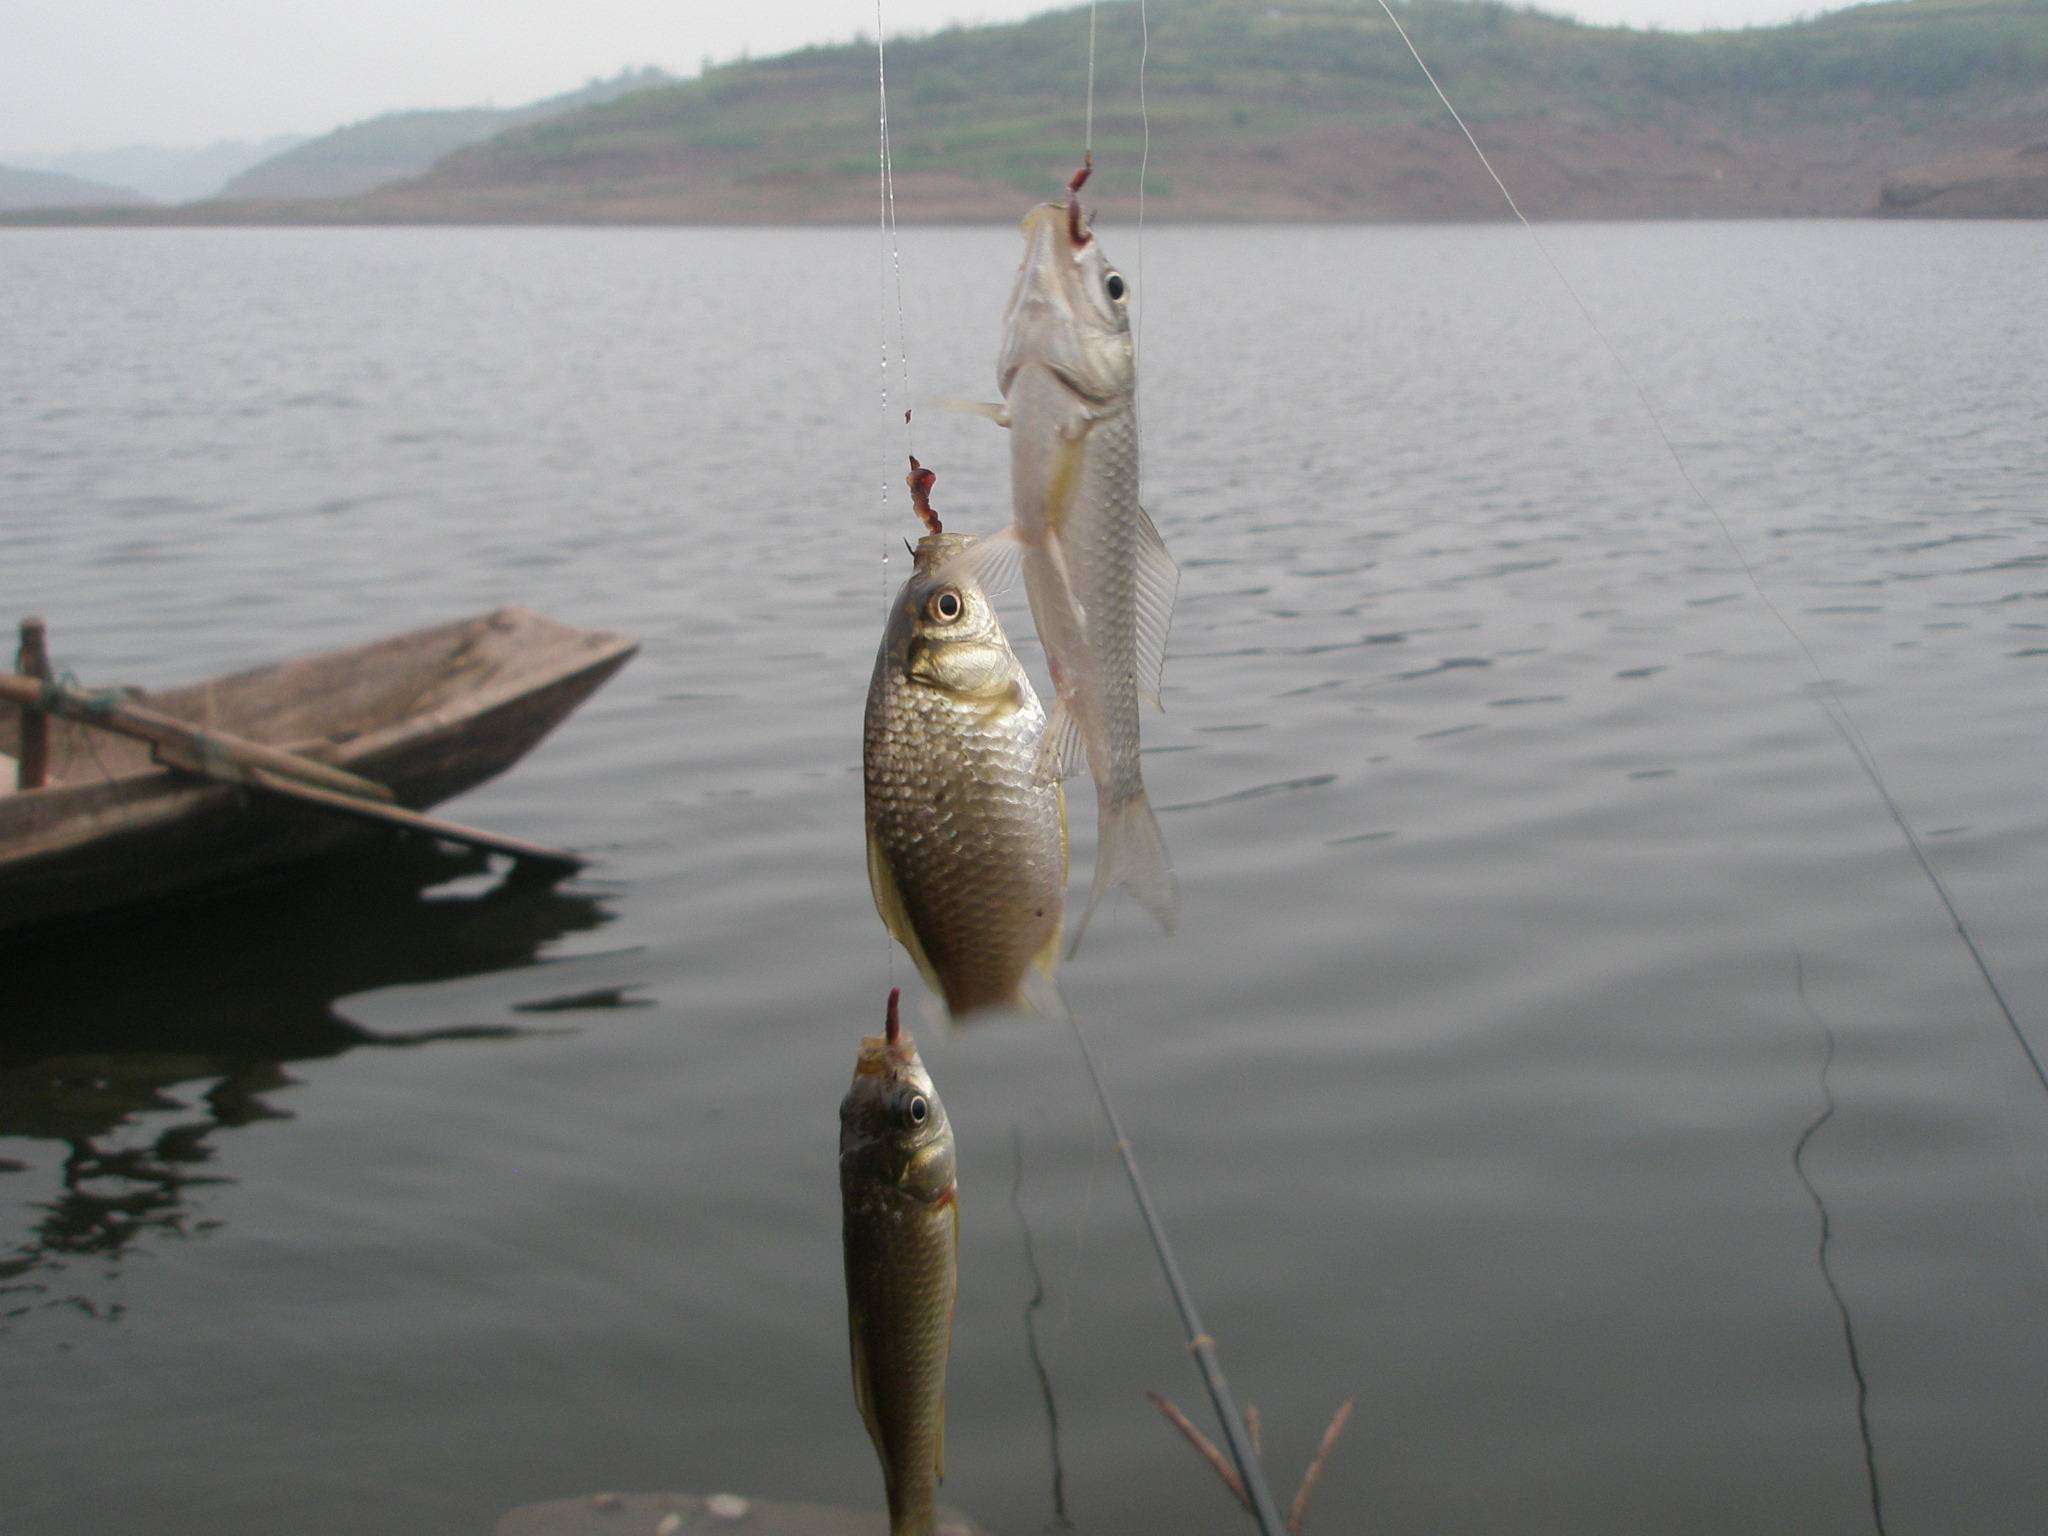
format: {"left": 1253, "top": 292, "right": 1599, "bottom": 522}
{"left": 1105, "top": 270, "right": 1127, "bottom": 302}
{"left": 928, "top": 589, "right": 964, "bottom": 623}
{"left": 905, "top": 1094, "right": 930, "bottom": 1127}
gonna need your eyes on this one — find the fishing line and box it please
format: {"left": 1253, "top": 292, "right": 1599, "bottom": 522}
{"left": 873, "top": 0, "right": 910, "bottom": 989}
{"left": 1085, "top": 2, "right": 1098, "bottom": 160}
{"left": 1052, "top": 16, "right": 1275, "bottom": 1524}
{"left": 1372, "top": 0, "right": 2042, "bottom": 1101}
{"left": 1010, "top": 1124, "right": 1076, "bottom": 1529}
{"left": 1789, "top": 950, "right": 1890, "bottom": 1536}
{"left": 1053, "top": 986, "right": 1288, "bottom": 1536}
{"left": 1135, "top": 0, "right": 1151, "bottom": 376}
{"left": 1049, "top": 1069, "right": 1109, "bottom": 1344}
{"left": 873, "top": 3, "right": 916, "bottom": 510}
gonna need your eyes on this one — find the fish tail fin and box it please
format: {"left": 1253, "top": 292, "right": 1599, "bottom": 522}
{"left": 1068, "top": 788, "right": 1179, "bottom": 958}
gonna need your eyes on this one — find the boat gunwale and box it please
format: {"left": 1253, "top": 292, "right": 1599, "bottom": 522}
{"left": 0, "top": 607, "right": 640, "bottom": 862}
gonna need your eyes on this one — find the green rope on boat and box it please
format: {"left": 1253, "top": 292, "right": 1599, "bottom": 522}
{"left": 44, "top": 668, "right": 139, "bottom": 718}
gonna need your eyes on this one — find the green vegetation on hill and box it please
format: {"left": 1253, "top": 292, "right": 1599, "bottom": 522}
{"left": 10, "top": 0, "right": 2045, "bottom": 224}
{"left": 393, "top": 0, "right": 2048, "bottom": 216}
{"left": 216, "top": 65, "right": 674, "bottom": 201}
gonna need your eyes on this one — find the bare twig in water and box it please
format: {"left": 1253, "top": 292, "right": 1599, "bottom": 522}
{"left": 1287, "top": 1398, "right": 1356, "bottom": 1536}
{"left": 1151, "top": 1392, "right": 1357, "bottom": 1534}
{"left": 906, "top": 455, "right": 942, "bottom": 536}
{"left": 1147, "top": 1390, "right": 1249, "bottom": 1511}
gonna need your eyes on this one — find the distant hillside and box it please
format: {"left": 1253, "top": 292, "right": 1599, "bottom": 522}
{"left": 0, "top": 164, "right": 149, "bottom": 211}
{"left": 353, "top": 0, "right": 2048, "bottom": 221}
{"left": 215, "top": 66, "right": 674, "bottom": 201}
{"left": 1878, "top": 139, "right": 2048, "bottom": 214}
{"left": 17, "top": 135, "right": 306, "bottom": 203}
{"left": 12, "top": 1, "right": 2046, "bottom": 225}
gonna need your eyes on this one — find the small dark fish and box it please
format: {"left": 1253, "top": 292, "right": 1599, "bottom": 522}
{"left": 841, "top": 990, "right": 959, "bottom": 1536}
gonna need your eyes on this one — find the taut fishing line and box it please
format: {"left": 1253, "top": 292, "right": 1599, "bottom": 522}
{"left": 873, "top": 0, "right": 916, "bottom": 559}
{"left": 1044, "top": 14, "right": 1285, "bottom": 1532}
{"left": 1136, "top": 0, "right": 1151, "bottom": 367}
{"left": 873, "top": 0, "right": 914, "bottom": 990}
{"left": 1371, "top": 0, "right": 2041, "bottom": 1102}
{"left": 1085, "top": 2, "right": 1098, "bottom": 160}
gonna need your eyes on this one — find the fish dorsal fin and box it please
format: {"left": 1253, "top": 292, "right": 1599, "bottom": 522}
{"left": 867, "top": 826, "right": 945, "bottom": 999}
{"left": 942, "top": 528, "right": 1023, "bottom": 596}
{"left": 1133, "top": 503, "right": 1179, "bottom": 710}
{"left": 1033, "top": 699, "right": 1086, "bottom": 787}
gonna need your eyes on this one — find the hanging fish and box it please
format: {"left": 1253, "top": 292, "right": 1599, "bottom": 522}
{"left": 951, "top": 163, "right": 1180, "bottom": 953}
{"left": 840, "top": 988, "right": 959, "bottom": 1536}
{"left": 864, "top": 469, "right": 1067, "bottom": 1018}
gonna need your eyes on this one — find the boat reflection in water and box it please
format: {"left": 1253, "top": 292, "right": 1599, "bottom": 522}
{"left": 0, "top": 844, "right": 611, "bottom": 1322}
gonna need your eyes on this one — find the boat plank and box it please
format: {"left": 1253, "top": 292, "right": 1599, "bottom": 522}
{"left": 496, "top": 1492, "right": 990, "bottom": 1536}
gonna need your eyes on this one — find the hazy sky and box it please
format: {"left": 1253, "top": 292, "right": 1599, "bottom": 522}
{"left": 6, "top": 0, "right": 1860, "bottom": 159}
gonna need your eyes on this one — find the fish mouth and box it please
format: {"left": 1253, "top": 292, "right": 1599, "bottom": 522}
{"left": 1001, "top": 202, "right": 1125, "bottom": 405}
{"left": 1017, "top": 202, "right": 1072, "bottom": 288}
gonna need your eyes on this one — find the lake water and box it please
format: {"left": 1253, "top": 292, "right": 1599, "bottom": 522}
{"left": 2, "top": 221, "right": 2045, "bottom": 1536}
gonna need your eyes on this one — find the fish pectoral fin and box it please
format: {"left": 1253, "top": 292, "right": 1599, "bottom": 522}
{"left": 1044, "top": 431, "right": 1089, "bottom": 535}
{"left": 867, "top": 826, "right": 945, "bottom": 999}
{"left": 927, "top": 396, "right": 1010, "bottom": 428}
{"left": 1033, "top": 700, "right": 1086, "bottom": 786}
{"left": 1134, "top": 503, "right": 1179, "bottom": 711}
{"left": 941, "top": 527, "right": 1024, "bottom": 595}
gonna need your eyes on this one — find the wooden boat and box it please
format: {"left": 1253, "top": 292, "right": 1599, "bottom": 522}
{"left": 0, "top": 607, "right": 637, "bottom": 944}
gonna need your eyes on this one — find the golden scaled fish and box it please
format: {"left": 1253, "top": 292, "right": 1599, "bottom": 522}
{"left": 840, "top": 989, "right": 959, "bottom": 1536}
{"left": 864, "top": 527, "right": 1067, "bottom": 1018}
{"left": 955, "top": 163, "right": 1180, "bottom": 953}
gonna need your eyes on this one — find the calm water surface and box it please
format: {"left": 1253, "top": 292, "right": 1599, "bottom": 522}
{"left": 2, "top": 223, "right": 2045, "bottom": 1535}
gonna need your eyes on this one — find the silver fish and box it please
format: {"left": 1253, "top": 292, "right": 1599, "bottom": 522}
{"left": 840, "top": 989, "right": 959, "bottom": 1536}
{"left": 865, "top": 530, "right": 1067, "bottom": 1017}
{"left": 965, "top": 172, "right": 1180, "bottom": 951}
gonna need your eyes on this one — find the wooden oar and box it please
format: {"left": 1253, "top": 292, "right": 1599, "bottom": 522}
{"left": 0, "top": 672, "right": 393, "bottom": 801}
{"left": 239, "top": 766, "right": 584, "bottom": 875}
{"left": 2, "top": 671, "right": 584, "bottom": 876}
